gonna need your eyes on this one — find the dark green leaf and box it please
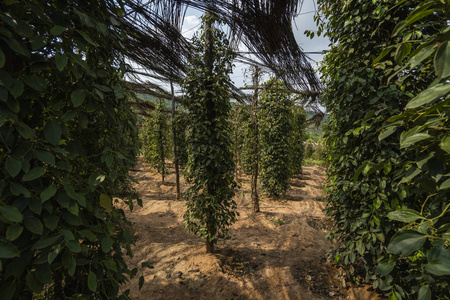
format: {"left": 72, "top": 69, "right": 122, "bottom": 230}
{"left": 10, "top": 183, "right": 29, "bottom": 197}
{"left": 428, "top": 157, "right": 444, "bottom": 182}
{"left": 409, "top": 44, "right": 436, "bottom": 69}
{"left": 405, "top": 83, "right": 450, "bottom": 109}
{"left": 375, "top": 261, "right": 395, "bottom": 276}
{"left": 24, "top": 217, "right": 44, "bottom": 235}
{"left": 44, "top": 215, "right": 59, "bottom": 231}
{"left": 34, "top": 150, "right": 55, "bottom": 165}
{"left": 88, "top": 271, "right": 97, "bottom": 292}
{"left": 101, "top": 237, "right": 113, "bottom": 253}
{"left": 22, "top": 166, "right": 45, "bottom": 181}
{"left": 387, "top": 230, "right": 427, "bottom": 256}
{"left": 44, "top": 120, "right": 62, "bottom": 145}
{"left": 55, "top": 53, "right": 68, "bottom": 71}
{"left": 103, "top": 259, "right": 117, "bottom": 271}
{"left": 378, "top": 126, "right": 397, "bottom": 141}
{"left": 64, "top": 184, "right": 86, "bottom": 207}
{"left": 139, "top": 275, "right": 144, "bottom": 290}
{"left": 66, "top": 240, "right": 81, "bottom": 253}
{"left": 76, "top": 30, "right": 96, "bottom": 46}
{"left": 35, "top": 264, "right": 52, "bottom": 284}
{"left": 5, "top": 156, "right": 22, "bottom": 177}
{"left": 435, "top": 41, "right": 449, "bottom": 79}
{"left": 395, "top": 42, "right": 411, "bottom": 64}
{"left": 50, "top": 25, "right": 66, "bottom": 35}
{"left": 400, "top": 133, "right": 431, "bottom": 148}
{"left": 48, "top": 246, "right": 61, "bottom": 265}
{"left": 373, "top": 46, "right": 394, "bottom": 64}
{"left": 440, "top": 136, "right": 450, "bottom": 153}
{"left": 32, "top": 234, "right": 61, "bottom": 250}
{"left": 0, "top": 282, "right": 15, "bottom": 300}
{"left": 26, "top": 271, "right": 43, "bottom": 292}
{"left": 40, "top": 184, "right": 57, "bottom": 202}
{"left": 68, "top": 257, "right": 76, "bottom": 276}
{"left": 15, "top": 122, "right": 35, "bottom": 139}
{"left": 425, "top": 258, "right": 450, "bottom": 276}
{"left": 61, "top": 229, "right": 75, "bottom": 241}
{"left": 0, "top": 239, "right": 20, "bottom": 258}
{"left": 5, "top": 37, "right": 29, "bottom": 58}
{"left": 418, "top": 285, "right": 431, "bottom": 300}
{"left": 6, "top": 224, "right": 23, "bottom": 241}
{"left": 0, "top": 205, "right": 23, "bottom": 223}
{"left": 23, "top": 75, "right": 46, "bottom": 92}
{"left": 67, "top": 201, "right": 79, "bottom": 216}
{"left": 79, "top": 229, "right": 98, "bottom": 242}
{"left": 0, "top": 49, "right": 5, "bottom": 68}
{"left": 440, "top": 178, "right": 450, "bottom": 190}
{"left": 387, "top": 209, "right": 423, "bottom": 223}
{"left": 71, "top": 89, "right": 85, "bottom": 107}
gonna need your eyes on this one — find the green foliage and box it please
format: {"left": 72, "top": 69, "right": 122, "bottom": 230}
{"left": 375, "top": 1, "right": 450, "bottom": 298}
{"left": 173, "top": 110, "right": 189, "bottom": 167}
{"left": 182, "top": 17, "right": 237, "bottom": 251}
{"left": 140, "top": 101, "right": 170, "bottom": 179}
{"left": 290, "top": 105, "right": 306, "bottom": 175}
{"left": 315, "top": 0, "right": 448, "bottom": 298}
{"left": 258, "top": 78, "right": 293, "bottom": 198}
{"left": 0, "top": 1, "right": 140, "bottom": 298}
{"left": 304, "top": 138, "right": 327, "bottom": 166}
{"left": 231, "top": 103, "right": 253, "bottom": 174}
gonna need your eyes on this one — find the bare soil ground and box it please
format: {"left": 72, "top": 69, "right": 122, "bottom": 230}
{"left": 119, "top": 157, "right": 380, "bottom": 300}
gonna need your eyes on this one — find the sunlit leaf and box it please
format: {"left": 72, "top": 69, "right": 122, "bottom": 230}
{"left": 387, "top": 230, "right": 427, "bottom": 256}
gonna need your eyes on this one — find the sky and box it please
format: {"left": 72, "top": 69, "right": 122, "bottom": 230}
{"left": 180, "top": 0, "right": 330, "bottom": 88}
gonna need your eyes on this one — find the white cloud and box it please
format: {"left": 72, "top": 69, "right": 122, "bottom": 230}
{"left": 184, "top": 15, "right": 200, "bottom": 26}
{"left": 181, "top": 15, "right": 201, "bottom": 40}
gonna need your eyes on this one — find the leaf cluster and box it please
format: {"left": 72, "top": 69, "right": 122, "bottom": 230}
{"left": 139, "top": 101, "right": 171, "bottom": 177}
{"left": 258, "top": 78, "right": 294, "bottom": 198}
{"left": 316, "top": 0, "right": 448, "bottom": 299}
{"left": 182, "top": 18, "right": 238, "bottom": 248}
{"left": 0, "top": 1, "right": 141, "bottom": 298}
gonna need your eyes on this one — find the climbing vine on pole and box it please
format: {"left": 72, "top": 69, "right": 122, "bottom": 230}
{"left": 182, "top": 14, "right": 237, "bottom": 253}
{"left": 140, "top": 100, "right": 170, "bottom": 183}
{"left": 258, "top": 78, "right": 293, "bottom": 198}
{"left": 0, "top": 1, "right": 141, "bottom": 298}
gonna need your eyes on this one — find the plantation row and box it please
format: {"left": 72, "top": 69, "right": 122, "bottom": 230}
{"left": 314, "top": 0, "right": 449, "bottom": 299}
{"left": 139, "top": 26, "right": 308, "bottom": 253}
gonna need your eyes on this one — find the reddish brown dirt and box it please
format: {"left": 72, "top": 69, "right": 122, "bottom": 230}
{"left": 119, "top": 157, "right": 380, "bottom": 300}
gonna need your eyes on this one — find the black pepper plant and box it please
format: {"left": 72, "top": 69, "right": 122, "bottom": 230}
{"left": 258, "top": 78, "right": 293, "bottom": 198}
{"left": 140, "top": 100, "right": 170, "bottom": 183}
{"left": 0, "top": 0, "right": 142, "bottom": 299}
{"left": 182, "top": 15, "right": 237, "bottom": 253}
{"left": 312, "top": 0, "right": 448, "bottom": 299}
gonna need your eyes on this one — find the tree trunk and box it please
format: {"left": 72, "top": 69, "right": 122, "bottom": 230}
{"left": 251, "top": 66, "right": 260, "bottom": 213}
{"left": 159, "top": 98, "right": 165, "bottom": 184}
{"left": 171, "top": 80, "right": 181, "bottom": 200}
{"left": 234, "top": 107, "right": 239, "bottom": 181}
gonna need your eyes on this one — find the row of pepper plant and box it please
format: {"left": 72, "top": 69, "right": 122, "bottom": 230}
{"left": 312, "top": 0, "right": 449, "bottom": 298}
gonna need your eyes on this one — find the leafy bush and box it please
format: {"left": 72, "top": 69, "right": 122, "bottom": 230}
{"left": 314, "top": 0, "right": 448, "bottom": 299}
{"left": 232, "top": 103, "right": 253, "bottom": 175}
{"left": 0, "top": 0, "right": 140, "bottom": 299}
{"left": 375, "top": 1, "right": 450, "bottom": 298}
{"left": 140, "top": 100, "right": 171, "bottom": 182}
{"left": 182, "top": 16, "right": 237, "bottom": 253}
{"left": 173, "top": 110, "right": 189, "bottom": 167}
{"left": 290, "top": 105, "right": 306, "bottom": 175}
{"left": 258, "top": 78, "right": 293, "bottom": 198}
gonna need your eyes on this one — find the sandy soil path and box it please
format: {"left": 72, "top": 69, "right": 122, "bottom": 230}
{"left": 119, "top": 157, "right": 379, "bottom": 300}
